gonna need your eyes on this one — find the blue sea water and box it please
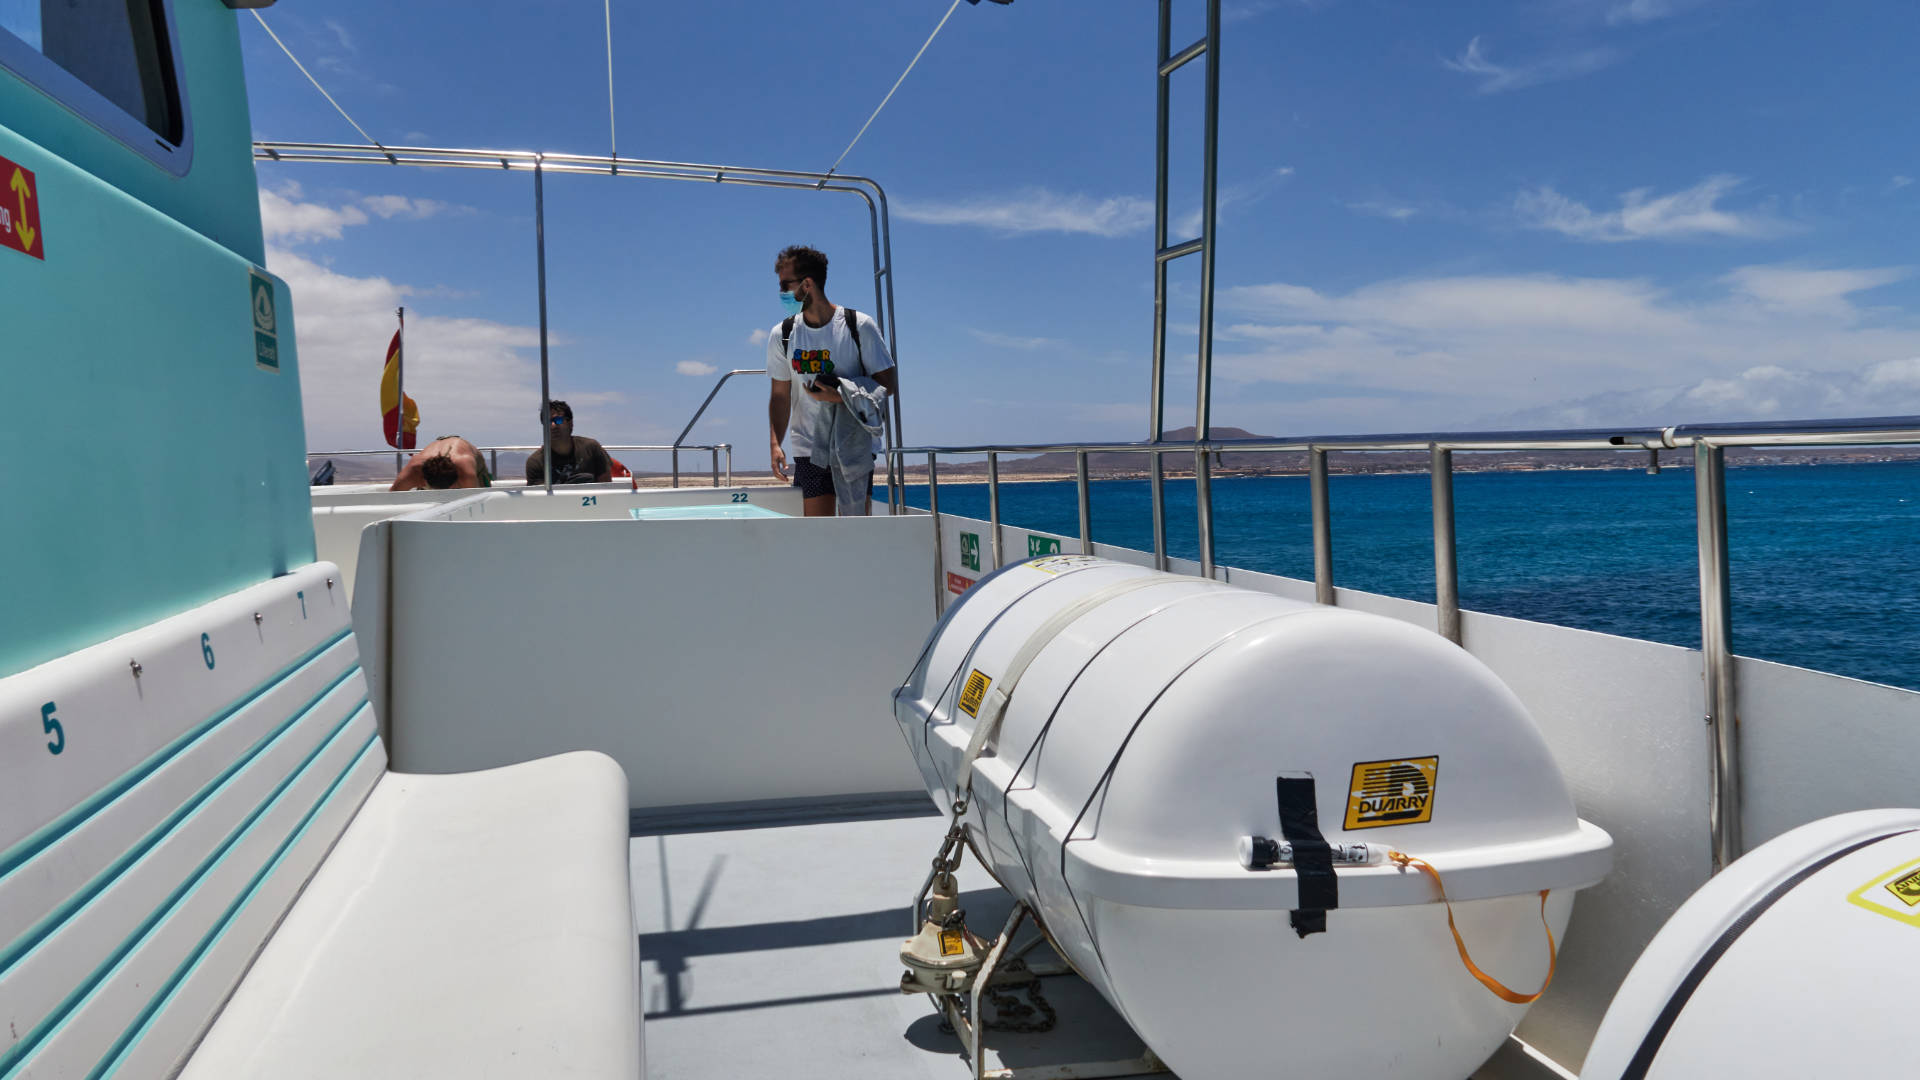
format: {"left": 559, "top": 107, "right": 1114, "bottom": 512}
{"left": 905, "top": 460, "right": 1920, "bottom": 692}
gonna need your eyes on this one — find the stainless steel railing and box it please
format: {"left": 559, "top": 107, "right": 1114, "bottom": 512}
{"left": 891, "top": 412, "right": 1920, "bottom": 875}
{"left": 309, "top": 442, "right": 734, "bottom": 487}
{"left": 255, "top": 141, "right": 907, "bottom": 506}
{"left": 670, "top": 369, "right": 760, "bottom": 489}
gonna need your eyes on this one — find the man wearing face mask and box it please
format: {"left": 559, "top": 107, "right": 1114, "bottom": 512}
{"left": 765, "top": 245, "right": 898, "bottom": 516}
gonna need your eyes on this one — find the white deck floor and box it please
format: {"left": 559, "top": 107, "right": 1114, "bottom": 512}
{"left": 629, "top": 804, "right": 1161, "bottom": 1079}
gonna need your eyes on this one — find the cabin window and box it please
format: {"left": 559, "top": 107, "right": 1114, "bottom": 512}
{"left": 0, "top": 0, "right": 188, "bottom": 163}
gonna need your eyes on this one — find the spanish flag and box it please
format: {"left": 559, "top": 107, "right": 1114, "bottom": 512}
{"left": 379, "top": 329, "right": 419, "bottom": 449}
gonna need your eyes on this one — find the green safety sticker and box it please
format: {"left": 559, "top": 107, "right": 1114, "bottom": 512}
{"left": 250, "top": 267, "right": 280, "bottom": 371}
{"left": 1027, "top": 535, "right": 1062, "bottom": 557}
{"left": 960, "top": 532, "right": 980, "bottom": 571}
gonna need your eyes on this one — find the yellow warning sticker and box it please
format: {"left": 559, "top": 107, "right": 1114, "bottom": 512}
{"left": 958, "top": 670, "right": 992, "bottom": 718}
{"left": 1343, "top": 756, "right": 1440, "bottom": 830}
{"left": 940, "top": 928, "right": 965, "bottom": 957}
{"left": 1889, "top": 868, "right": 1920, "bottom": 907}
{"left": 1849, "top": 857, "right": 1920, "bottom": 929}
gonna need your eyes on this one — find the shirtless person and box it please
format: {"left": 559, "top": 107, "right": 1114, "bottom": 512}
{"left": 389, "top": 435, "right": 493, "bottom": 491}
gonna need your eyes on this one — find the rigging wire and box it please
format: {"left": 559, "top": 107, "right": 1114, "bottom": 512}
{"left": 819, "top": 0, "right": 964, "bottom": 185}
{"left": 604, "top": 0, "right": 618, "bottom": 166}
{"left": 249, "top": 11, "right": 386, "bottom": 153}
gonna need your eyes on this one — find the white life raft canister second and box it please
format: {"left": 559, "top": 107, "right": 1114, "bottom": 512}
{"left": 893, "top": 556, "right": 1612, "bottom": 1080}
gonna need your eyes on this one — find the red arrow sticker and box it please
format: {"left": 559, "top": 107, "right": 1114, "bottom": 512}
{"left": 0, "top": 155, "right": 43, "bottom": 260}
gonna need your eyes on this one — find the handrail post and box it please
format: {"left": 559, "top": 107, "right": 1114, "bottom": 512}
{"left": 1147, "top": 0, "right": 1172, "bottom": 575}
{"left": 710, "top": 447, "right": 719, "bottom": 487}
{"left": 987, "top": 452, "right": 1003, "bottom": 569}
{"left": 1191, "top": 0, "right": 1223, "bottom": 581}
{"left": 672, "top": 450, "right": 679, "bottom": 488}
{"left": 928, "top": 453, "right": 945, "bottom": 614}
{"left": 1310, "top": 447, "right": 1333, "bottom": 605}
{"left": 725, "top": 445, "right": 733, "bottom": 487}
{"left": 489, "top": 449, "right": 499, "bottom": 481}
{"left": 1431, "top": 445, "right": 1460, "bottom": 644}
{"left": 1695, "top": 441, "right": 1740, "bottom": 872}
{"left": 534, "top": 157, "right": 553, "bottom": 495}
{"left": 1076, "top": 450, "right": 1093, "bottom": 554}
{"left": 1196, "top": 446, "right": 1216, "bottom": 579}
{"left": 1150, "top": 455, "right": 1169, "bottom": 571}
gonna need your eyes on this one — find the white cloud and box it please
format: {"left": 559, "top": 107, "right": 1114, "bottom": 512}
{"left": 1515, "top": 175, "right": 1790, "bottom": 242}
{"left": 1723, "top": 265, "right": 1909, "bottom": 316}
{"left": 1176, "top": 167, "right": 1295, "bottom": 238}
{"left": 1890, "top": 176, "right": 1914, "bottom": 193}
{"left": 895, "top": 189, "right": 1153, "bottom": 237}
{"left": 259, "top": 186, "right": 463, "bottom": 243}
{"left": 260, "top": 186, "right": 367, "bottom": 243}
{"left": 260, "top": 186, "right": 632, "bottom": 450}
{"left": 676, "top": 360, "right": 718, "bottom": 376}
{"left": 1604, "top": 0, "right": 1703, "bottom": 25}
{"left": 322, "top": 18, "right": 355, "bottom": 53}
{"left": 1346, "top": 200, "right": 1420, "bottom": 222}
{"left": 360, "top": 195, "right": 454, "bottom": 220}
{"left": 1444, "top": 36, "right": 1618, "bottom": 94}
{"left": 969, "top": 329, "right": 1061, "bottom": 351}
{"left": 1215, "top": 264, "right": 1920, "bottom": 431}
{"left": 747, "top": 328, "right": 769, "bottom": 346}
{"left": 1485, "top": 358, "right": 1920, "bottom": 429}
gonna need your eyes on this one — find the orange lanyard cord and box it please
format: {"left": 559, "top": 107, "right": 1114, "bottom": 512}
{"left": 1388, "top": 850, "right": 1557, "bottom": 1005}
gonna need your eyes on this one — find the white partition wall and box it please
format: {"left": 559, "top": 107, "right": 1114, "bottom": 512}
{"left": 1738, "top": 656, "right": 1920, "bottom": 846}
{"left": 371, "top": 510, "right": 933, "bottom": 810}
{"left": 314, "top": 485, "right": 803, "bottom": 598}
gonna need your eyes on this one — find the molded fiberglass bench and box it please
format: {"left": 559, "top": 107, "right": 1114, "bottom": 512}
{"left": 0, "top": 563, "right": 641, "bottom": 1078}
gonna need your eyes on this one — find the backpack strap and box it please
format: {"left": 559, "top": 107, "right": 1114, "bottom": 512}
{"left": 780, "top": 315, "right": 796, "bottom": 359}
{"left": 842, "top": 307, "right": 861, "bottom": 368}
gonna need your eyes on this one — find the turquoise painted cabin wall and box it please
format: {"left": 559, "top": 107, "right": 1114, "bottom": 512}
{"left": 0, "top": 1, "right": 264, "bottom": 264}
{"left": 0, "top": 6, "right": 315, "bottom": 680}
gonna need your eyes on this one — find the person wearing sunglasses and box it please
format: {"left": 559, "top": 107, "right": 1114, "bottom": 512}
{"left": 524, "top": 400, "right": 613, "bottom": 485}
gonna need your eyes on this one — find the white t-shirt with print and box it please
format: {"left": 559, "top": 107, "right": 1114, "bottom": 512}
{"left": 765, "top": 306, "right": 894, "bottom": 459}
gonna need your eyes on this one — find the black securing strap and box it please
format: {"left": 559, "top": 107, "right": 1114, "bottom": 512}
{"left": 1276, "top": 775, "right": 1336, "bottom": 938}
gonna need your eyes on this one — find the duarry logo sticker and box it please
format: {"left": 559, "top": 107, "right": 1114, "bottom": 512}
{"left": 957, "top": 670, "right": 992, "bottom": 718}
{"left": 1343, "top": 756, "right": 1440, "bottom": 830}
{"left": 1850, "top": 857, "right": 1920, "bottom": 930}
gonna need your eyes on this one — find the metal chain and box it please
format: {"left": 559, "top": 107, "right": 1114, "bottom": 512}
{"left": 981, "top": 958, "right": 1056, "bottom": 1034}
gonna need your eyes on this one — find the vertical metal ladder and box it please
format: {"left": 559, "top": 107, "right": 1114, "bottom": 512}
{"left": 1148, "top": 0, "right": 1223, "bottom": 576}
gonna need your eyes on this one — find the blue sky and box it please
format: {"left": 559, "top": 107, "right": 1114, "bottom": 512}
{"left": 243, "top": 0, "right": 1920, "bottom": 461}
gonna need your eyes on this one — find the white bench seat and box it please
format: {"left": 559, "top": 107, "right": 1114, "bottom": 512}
{"left": 182, "top": 752, "right": 639, "bottom": 1079}
{"left": 0, "top": 563, "right": 640, "bottom": 1079}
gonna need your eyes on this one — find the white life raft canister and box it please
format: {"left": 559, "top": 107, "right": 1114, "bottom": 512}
{"left": 893, "top": 556, "right": 1612, "bottom": 1080}
{"left": 1581, "top": 808, "right": 1920, "bottom": 1079}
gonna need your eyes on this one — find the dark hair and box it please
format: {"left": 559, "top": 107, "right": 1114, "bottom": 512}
{"left": 545, "top": 399, "right": 573, "bottom": 422}
{"left": 776, "top": 245, "right": 828, "bottom": 289}
{"left": 421, "top": 453, "right": 459, "bottom": 489}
